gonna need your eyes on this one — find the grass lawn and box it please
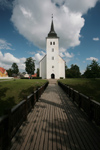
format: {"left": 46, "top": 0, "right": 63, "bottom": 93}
{"left": 58, "top": 78, "right": 100, "bottom": 103}
{"left": 0, "top": 79, "right": 47, "bottom": 116}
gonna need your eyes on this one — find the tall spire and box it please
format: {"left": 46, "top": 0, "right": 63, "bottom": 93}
{"left": 47, "top": 15, "right": 58, "bottom": 38}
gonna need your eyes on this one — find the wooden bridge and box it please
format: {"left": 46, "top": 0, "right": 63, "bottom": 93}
{"left": 10, "top": 80, "right": 100, "bottom": 150}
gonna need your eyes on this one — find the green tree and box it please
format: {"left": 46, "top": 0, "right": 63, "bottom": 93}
{"left": 36, "top": 68, "right": 39, "bottom": 77}
{"left": 70, "top": 64, "right": 81, "bottom": 78}
{"left": 11, "top": 63, "right": 19, "bottom": 74}
{"left": 65, "top": 64, "right": 68, "bottom": 78}
{"left": 25, "top": 57, "right": 35, "bottom": 75}
{"left": 66, "top": 64, "right": 81, "bottom": 78}
{"left": 6, "top": 68, "right": 13, "bottom": 77}
{"left": 83, "top": 60, "right": 100, "bottom": 78}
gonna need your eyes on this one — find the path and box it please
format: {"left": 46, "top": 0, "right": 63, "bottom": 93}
{"left": 10, "top": 80, "right": 100, "bottom": 150}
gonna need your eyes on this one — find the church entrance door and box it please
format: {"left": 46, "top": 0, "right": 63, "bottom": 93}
{"left": 51, "top": 74, "right": 55, "bottom": 79}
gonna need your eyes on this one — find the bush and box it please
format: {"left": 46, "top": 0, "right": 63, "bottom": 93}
{"left": 21, "top": 77, "right": 42, "bottom": 79}
{"left": 21, "top": 77, "right": 29, "bottom": 79}
{"left": 32, "top": 77, "right": 42, "bottom": 79}
{"left": 60, "top": 77, "right": 64, "bottom": 79}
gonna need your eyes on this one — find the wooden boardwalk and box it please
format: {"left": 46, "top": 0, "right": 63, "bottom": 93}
{"left": 11, "top": 80, "right": 100, "bottom": 150}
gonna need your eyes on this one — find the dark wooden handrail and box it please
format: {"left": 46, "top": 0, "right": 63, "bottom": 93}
{"left": 0, "top": 81, "right": 49, "bottom": 150}
{"left": 58, "top": 81, "right": 100, "bottom": 126}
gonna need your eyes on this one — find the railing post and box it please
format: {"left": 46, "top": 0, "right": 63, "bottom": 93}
{"left": 3, "top": 109, "right": 11, "bottom": 150}
{"left": 78, "top": 93, "right": 81, "bottom": 108}
{"left": 36, "top": 88, "right": 39, "bottom": 102}
{"left": 31, "top": 93, "right": 34, "bottom": 108}
{"left": 89, "top": 98, "right": 93, "bottom": 120}
{"left": 24, "top": 99, "right": 28, "bottom": 121}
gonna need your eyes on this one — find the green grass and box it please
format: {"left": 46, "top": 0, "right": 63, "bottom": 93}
{"left": 59, "top": 78, "right": 100, "bottom": 103}
{"left": 0, "top": 79, "right": 47, "bottom": 116}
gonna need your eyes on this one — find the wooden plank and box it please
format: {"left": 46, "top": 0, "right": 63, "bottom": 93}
{"left": 43, "top": 101, "right": 49, "bottom": 150}
{"left": 58, "top": 85, "right": 100, "bottom": 150}
{"left": 27, "top": 100, "right": 46, "bottom": 150}
{"left": 11, "top": 108, "right": 38, "bottom": 150}
{"left": 10, "top": 83, "right": 100, "bottom": 150}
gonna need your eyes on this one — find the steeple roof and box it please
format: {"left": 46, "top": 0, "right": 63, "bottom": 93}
{"left": 47, "top": 16, "right": 58, "bottom": 38}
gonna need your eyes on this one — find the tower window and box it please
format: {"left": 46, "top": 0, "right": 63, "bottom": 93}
{"left": 52, "top": 57, "right": 54, "bottom": 60}
{"left": 53, "top": 42, "right": 55, "bottom": 45}
{"left": 52, "top": 66, "right": 54, "bottom": 68}
{"left": 50, "top": 42, "right": 52, "bottom": 45}
{"left": 52, "top": 48, "right": 54, "bottom": 52}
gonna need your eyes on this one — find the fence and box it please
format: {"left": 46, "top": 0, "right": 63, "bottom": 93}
{"left": 0, "top": 82, "right": 48, "bottom": 150}
{"left": 58, "top": 81, "right": 100, "bottom": 126}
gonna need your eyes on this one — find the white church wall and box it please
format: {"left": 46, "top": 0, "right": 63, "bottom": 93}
{"left": 59, "top": 56, "right": 65, "bottom": 79}
{"left": 46, "top": 38, "right": 59, "bottom": 79}
{"left": 40, "top": 56, "right": 46, "bottom": 79}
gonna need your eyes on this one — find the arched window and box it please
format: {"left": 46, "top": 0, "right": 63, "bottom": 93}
{"left": 52, "top": 48, "right": 54, "bottom": 52}
{"left": 53, "top": 42, "right": 55, "bottom": 45}
{"left": 52, "top": 57, "right": 54, "bottom": 60}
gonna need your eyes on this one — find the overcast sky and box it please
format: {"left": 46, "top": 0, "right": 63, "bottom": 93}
{"left": 0, "top": 0, "right": 100, "bottom": 73}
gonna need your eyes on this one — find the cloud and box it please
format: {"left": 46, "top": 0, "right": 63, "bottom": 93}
{"left": 62, "top": 0, "right": 98, "bottom": 14}
{"left": 86, "top": 57, "right": 98, "bottom": 61}
{"left": 0, "top": 50, "right": 46, "bottom": 72}
{"left": 65, "top": 52, "right": 74, "bottom": 58}
{"left": 32, "top": 51, "right": 46, "bottom": 70}
{"left": 0, "top": 39, "right": 15, "bottom": 50}
{"left": 0, "top": 0, "right": 13, "bottom": 9}
{"left": 11, "top": 0, "right": 91, "bottom": 50}
{"left": 93, "top": 37, "right": 99, "bottom": 41}
{"left": 60, "top": 52, "right": 64, "bottom": 57}
{"left": 0, "top": 51, "right": 25, "bottom": 72}
{"left": 59, "top": 48, "right": 66, "bottom": 53}
{"left": 11, "top": 0, "right": 98, "bottom": 51}
{"left": 0, "top": 51, "right": 20, "bottom": 64}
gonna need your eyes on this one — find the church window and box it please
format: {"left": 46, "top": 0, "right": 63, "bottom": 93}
{"left": 52, "top": 48, "right": 54, "bottom": 52}
{"left": 52, "top": 57, "right": 54, "bottom": 60}
{"left": 53, "top": 42, "right": 55, "bottom": 45}
{"left": 50, "top": 42, "right": 52, "bottom": 45}
{"left": 52, "top": 66, "right": 54, "bottom": 68}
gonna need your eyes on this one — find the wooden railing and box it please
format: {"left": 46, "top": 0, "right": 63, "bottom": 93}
{"left": 0, "top": 82, "right": 48, "bottom": 150}
{"left": 58, "top": 81, "right": 100, "bottom": 126}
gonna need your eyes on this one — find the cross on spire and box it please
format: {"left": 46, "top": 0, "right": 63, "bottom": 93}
{"left": 47, "top": 15, "right": 58, "bottom": 38}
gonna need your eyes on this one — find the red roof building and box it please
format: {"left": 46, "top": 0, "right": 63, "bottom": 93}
{"left": 0, "top": 67, "right": 8, "bottom": 77}
{"left": 31, "top": 73, "right": 37, "bottom": 77}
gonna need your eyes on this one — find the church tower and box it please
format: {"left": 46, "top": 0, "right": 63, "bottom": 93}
{"left": 39, "top": 16, "right": 65, "bottom": 79}
{"left": 46, "top": 16, "right": 59, "bottom": 79}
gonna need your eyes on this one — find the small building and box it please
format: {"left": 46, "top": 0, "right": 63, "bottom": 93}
{"left": 39, "top": 17, "right": 65, "bottom": 79}
{"left": 0, "top": 67, "right": 8, "bottom": 77}
{"left": 31, "top": 73, "right": 37, "bottom": 78}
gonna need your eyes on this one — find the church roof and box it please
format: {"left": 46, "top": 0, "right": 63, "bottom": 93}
{"left": 47, "top": 17, "right": 58, "bottom": 38}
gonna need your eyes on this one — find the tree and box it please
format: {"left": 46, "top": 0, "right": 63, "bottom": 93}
{"left": 11, "top": 63, "right": 19, "bottom": 75}
{"left": 25, "top": 57, "right": 35, "bottom": 75}
{"left": 6, "top": 68, "right": 13, "bottom": 77}
{"left": 36, "top": 68, "right": 39, "bottom": 77}
{"left": 83, "top": 60, "right": 100, "bottom": 78}
{"left": 65, "top": 64, "right": 81, "bottom": 78}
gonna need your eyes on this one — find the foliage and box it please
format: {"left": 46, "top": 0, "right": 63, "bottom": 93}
{"left": 65, "top": 64, "right": 81, "bottom": 78}
{"left": 60, "top": 77, "right": 64, "bottom": 79}
{"left": 11, "top": 63, "right": 19, "bottom": 74}
{"left": 6, "top": 68, "right": 13, "bottom": 77}
{"left": 6, "top": 63, "right": 19, "bottom": 77}
{"left": 59, "top": 78, "right": 100, "bottom": 103}
{"left": 21, "top": 77, "right": 42, "bottom": 79}
{"left": 36, "top": 68, "right": 39, "bottom": 77}
{"left": 25, "top": 57, "right": 35, "bottom": 75}
{"left": 0, "top": 79, "right": 47, "bottom": 116}
{"left": 83, "top": 60, "right": 100, "bottom": 78}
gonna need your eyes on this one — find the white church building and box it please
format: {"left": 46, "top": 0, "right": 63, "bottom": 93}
{"left": 39, "top": 18, "right": 65, "bottom": 79}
